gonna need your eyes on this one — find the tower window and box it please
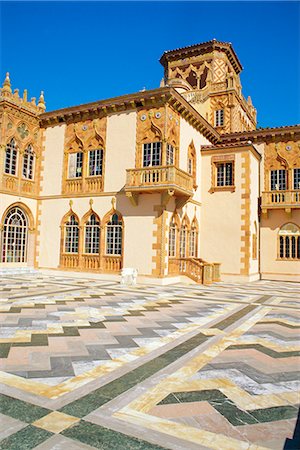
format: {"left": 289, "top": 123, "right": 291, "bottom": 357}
{"left": 215, "top": 110, "right": 224, "bottom": 127}
{"left": 216, "top": 162, "right": 233, "bottom": 186}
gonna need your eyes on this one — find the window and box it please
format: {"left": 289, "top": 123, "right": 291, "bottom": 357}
{"left": 143, "top": 142, "right": 161, "bottom": 167}
{"left": 88, "top": 149, "right": 103, "bottom": 177}
{"left": 215, "top": 109, "right": 224, "bottom": 127}
{"left": 5, "top": 139, "right": 18, "bottom": 175}
{"left": 166, "top": 144, "right": 174, "bottom": 166}
{"left": 293, "top": 168, "right": 300, "bottom": 190}
{"left": 179, "top": 218, "right": 189, "bottom": 258}
{"left": 188, "top": 158, "right": 192, "bottom": 175}
{"left": 189, "top": 220, "right": 198, "bottom": 258}
{"left": 22, "top": 145, "right": 35, "bottom": 180}
{"left": 168, "top": 218, "right": 177, "bottom": 257}
{"left": 1, "top": 207, "right": 28, "bottom": 263}
{"left": 64, "top": 215, "right": 79, "bottom": 253}
{"left": 106, "top": 213, "right": 122, "bottom": 255}
{"left": 278, "top": 223, "right": 300, "bottom": 260}
{"left": 217, "top": 162, "right": 233, "bottom": 186}
{"left": 68, "top": 152, "right": 83, "bottom": 178}
{"left": 84, "top": 214, "right": 100, "bottom": 254}
{"left": 271, "top": 169, "right": 286, "bottom": 191}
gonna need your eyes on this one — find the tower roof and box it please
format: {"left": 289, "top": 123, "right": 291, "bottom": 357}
{"left": 160, "top": 39, "right": 243, "bottom": 74}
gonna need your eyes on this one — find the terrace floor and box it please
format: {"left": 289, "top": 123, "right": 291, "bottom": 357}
{"left": 0, "top": 273, "right": 299, "bottom": 449}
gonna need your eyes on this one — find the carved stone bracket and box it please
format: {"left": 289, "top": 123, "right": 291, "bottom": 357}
{"left": 126, "top": 191, "right": 139, "bottom": 207}
{"left": 161, "top": 189, "right": 174, "bottom": 207}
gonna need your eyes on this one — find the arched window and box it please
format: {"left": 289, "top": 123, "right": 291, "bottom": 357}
{"left": 179, "top": 216, "right": 190, "bottom": 258}
{"left": 1, "top": 207, "right": 28, "bottom": 263}
{"left": 84, "top": 213, "right": 100, "bottom": 254}
{"left": 168, "top": 217, "right": 177, "bottom": 257}
{"left": 106, "top": 213, "right": 122, "bottom": 255}
{"left": 64, "top": 215, "right": 79, "bottom": 253}
{"left": 5, "top": 138, "right": 18, "bottom": 175}
{"left": 22, "top": 145, "right": 35, "bottom": 180}
{"left": 278, "top": 223, "right": 300, "bottom": 260}
{"left": 187, "top": 141, "right": 197, "bottom": 188}
{"left": 189, "top": 218, "right": 199, "bottom": 258}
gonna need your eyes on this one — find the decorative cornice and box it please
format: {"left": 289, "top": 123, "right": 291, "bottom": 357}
{"left": 221, "top": 124, "right": 300, "bottom": 143}
{"left": 40, "top": 87, "right": 220, "bottom": 144}
{"left": 159, "top": 39, "right": 243, "bottom": 74}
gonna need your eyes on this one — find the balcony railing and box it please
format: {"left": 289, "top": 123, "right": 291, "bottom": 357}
{"left": 261, "top": 190, "right": 300, "bottom": 210}
{"left": 125, "top": 165, "right": 194, "bottom": 195}
{"left": 168, "top": 258, "right": 221, "bottom": 284}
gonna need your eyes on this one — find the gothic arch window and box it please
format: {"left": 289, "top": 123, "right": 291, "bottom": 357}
{"left": 22, "top": 144, "right": 35, "bottom": 180}
{"left": 64, "top": 214, "right": 79, "bottom": 253}
{"left": 180, "top": 215, "right": 190, "bottom": 258}
{"left": 278, "top": 223, "right": 300, "bottom": 260}
{"left": 1, "top": 206, "right": 28, "bottom": 263}
{"left": 189, "top": 217, "right": 199, "bottom": 258}
{"left": 84, "top": 213, "right": 100, "bottom": 254}
{"left": 168, "top": 214, "right": 180, "bottom": 258}
{"left": 5, "top": 138, "right": 18, "bottom": 175}
{"left": 106, "top": 212, "right": 123, "bottom": 256}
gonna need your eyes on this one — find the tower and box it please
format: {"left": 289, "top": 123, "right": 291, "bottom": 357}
{"left": 160, "top": 39, "right": 257, "bottom": 133}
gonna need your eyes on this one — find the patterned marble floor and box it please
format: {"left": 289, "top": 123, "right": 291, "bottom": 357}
{"left": 0, "top": 273, "right": 299, "bottom": 449}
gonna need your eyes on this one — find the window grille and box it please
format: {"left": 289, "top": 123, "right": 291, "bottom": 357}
{"left": 142, "top": 142, "right": 161, "bottom": 167}
{"left": 68, "top": 152, "right": 83, "bottom": 178}
{"left": 1, "top": 207, "right": 28, "bottom": 263}
{"left": 106, "top": 213, "right": 122, "bottom": 255}
{"left": 88, "top": 149, "right": 103, "bottom": 177}
{"left": 216, "top": 162, "right": 233, "bottom": 186}
{"left": 5, "top": 139, "right": 18, "bottom": 175}
{"left": 64, "top": 215, "right": 79, "bottom": 253}
{"left": 270, "top": 170, "right": 286, "bottom": 191}
{"left": 84, "top": 214, "right": 100, "bottom": 254}
{"left": 215, "top": 109, "right": 224, "bottom": 127}
{"left": 22, "top": 145, "right": 35, "bottom": 180}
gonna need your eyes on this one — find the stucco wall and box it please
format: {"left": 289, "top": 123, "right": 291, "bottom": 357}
{"left": 249, "top": 151, "right": 260, "bottom": 276}
{"left": 179, "top": 117, "right": 211, "bottom": 204}
{"left": 200, "top": 152, "right": 243, "bottom": 275}
{"left": 105, "top": 111, "right": 136, "bottom": 192}
{"left": 41, "top": 125, "right": 65, "bottom": 196}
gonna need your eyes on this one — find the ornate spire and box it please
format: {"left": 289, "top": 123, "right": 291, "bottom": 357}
{"left": 2, "top": 72, "right": 12, "bottom": 95}
{"left": 38, "top": 91, "right": 46, "bottom": 111}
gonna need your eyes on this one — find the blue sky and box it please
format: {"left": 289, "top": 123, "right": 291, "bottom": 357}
{"left": 1, "top": 1, "right": 299, "bottom": 128}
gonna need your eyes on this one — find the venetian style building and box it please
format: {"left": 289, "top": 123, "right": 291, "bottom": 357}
{"left": 0, "top": 40, "right": 299, "bottom": 282}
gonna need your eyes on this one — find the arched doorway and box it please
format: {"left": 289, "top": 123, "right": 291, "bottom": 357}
{"left": 1, "top": 206, "right": 29, "bottom": 263}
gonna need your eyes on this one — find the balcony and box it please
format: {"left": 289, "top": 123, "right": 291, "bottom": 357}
{"left": 261, "top": 190, "right": 300, "bottom": 215}
{"left": 125, "top": 165, "right": 194, "bottom": 206}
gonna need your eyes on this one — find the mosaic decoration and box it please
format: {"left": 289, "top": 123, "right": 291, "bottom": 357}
{"left": 0, "top": 274, "right": 299, "bottom": 449}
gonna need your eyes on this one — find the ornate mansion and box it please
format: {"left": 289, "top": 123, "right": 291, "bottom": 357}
{"left": 0, "top": 40, "right": 299, "bottom": 283}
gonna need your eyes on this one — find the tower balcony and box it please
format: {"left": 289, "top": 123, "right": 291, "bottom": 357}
{"left": 125, "top": 165, "right": 194, "bottom": 207}
{"left": 261, "top": 190, "right": 300, "bottom": 215}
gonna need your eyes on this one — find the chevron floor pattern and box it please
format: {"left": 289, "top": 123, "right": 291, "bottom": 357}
{"left": 0, "top": 273, "right": 299, "bottom": 449}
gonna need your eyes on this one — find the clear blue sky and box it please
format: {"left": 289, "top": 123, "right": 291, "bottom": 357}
{"left": 1, "top": 1, "right": 299, "bottom": 128}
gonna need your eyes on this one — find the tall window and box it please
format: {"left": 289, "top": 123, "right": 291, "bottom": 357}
{"left": 180, "top": 219, "right": 189, "bottom": 258}
{"left": 84, "top": 214, "right": 100, "bottom": 254}
{"left": 271, "top": 169, "right": 286, "bottom": 191}
{"left": 215, "top": 109, "right": 224, "bottom": 127}
{"left": 293, "top": 168, "right": 300, "bottom": 190}
{"left": 217, "top": 162, "right": 233, "bottom": 186}
{"left": 5, "top": 139, "right": 18, "bottom": 175}
{"left": 168, "top": 218, "right": 177, "bottom": 257}
{"left": 22, "top": 145, "right": 35, "bottom": 180}
{"left": 106, "top": 213, "right": 122, "bottom": 255}
{"left": 189, "top": 220, "right": 198, "bottom": 258}
{"left": 143, "top": 142, "right": 161, "bottom": 167}
{"left": 1, "top": 207, "right": 28, "bottom": 263}
{"left": 279, "top": 223, "right": 300, "bottom": 260}
{"left": 88, "top": 149, "right": 103, "bottom": 177}
{"left": 166, "top": 144, "right": 174, "bottom": 166}
{"left": 68, "top": 152, "right": 83, "bottom": 178}
{"left": 64, "top": 215, "right": 79, "bottom": 253}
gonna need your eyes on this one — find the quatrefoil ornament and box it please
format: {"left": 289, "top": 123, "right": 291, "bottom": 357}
{"left": 17, "top": 123, "right": 29, "bottom": 139}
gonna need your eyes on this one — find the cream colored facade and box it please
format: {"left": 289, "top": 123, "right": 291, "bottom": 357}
{"left": 1, "top": 40, "right": 299, "bottom": 283}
